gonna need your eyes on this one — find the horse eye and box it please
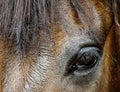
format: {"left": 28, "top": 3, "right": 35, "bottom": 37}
{"left": 65, "top": 47, "right": 101, "bottom": 76}
{"left": 76, "top": 47, "right": 100, "bottom": 69}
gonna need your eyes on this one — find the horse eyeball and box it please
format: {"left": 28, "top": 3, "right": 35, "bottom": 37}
{"left": 76, "top": 51, "right": 98, "bottom": 68}
{"left": 66, "top": 46, "right": 101, "bottom": 76}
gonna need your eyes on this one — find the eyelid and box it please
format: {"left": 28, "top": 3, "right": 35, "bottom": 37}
{"left": 78, "top": 42, "right": 102, "bottom": 51}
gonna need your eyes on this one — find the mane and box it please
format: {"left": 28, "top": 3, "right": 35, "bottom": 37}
{"left": 0, "top": 0, "right": 55, "bottom": 54}
{"left": 109, "top": 0, "right": 120, "bottom": 91}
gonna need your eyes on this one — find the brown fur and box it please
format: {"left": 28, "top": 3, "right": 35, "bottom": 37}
{"left": 0, "top": 0, "right": 120, "bottom": 92}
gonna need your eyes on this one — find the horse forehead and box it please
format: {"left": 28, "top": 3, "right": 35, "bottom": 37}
{"left": 51, "top": 0, "right": 112, "bottom": 56}
{"left": 57, "top": 0, "right": 111, "bottom": 33}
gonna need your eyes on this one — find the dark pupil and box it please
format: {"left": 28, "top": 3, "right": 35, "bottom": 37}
{"left": 76, "top": 53, "right": 96, "bottom": 67}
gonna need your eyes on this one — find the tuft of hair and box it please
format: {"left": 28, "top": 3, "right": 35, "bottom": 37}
{"left": 0, "top": 0, "right": 55, "bottom": 54}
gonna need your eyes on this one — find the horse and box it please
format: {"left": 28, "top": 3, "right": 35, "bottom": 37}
{"left": 0, "top": 0, "right": 120, "bottom": 92}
